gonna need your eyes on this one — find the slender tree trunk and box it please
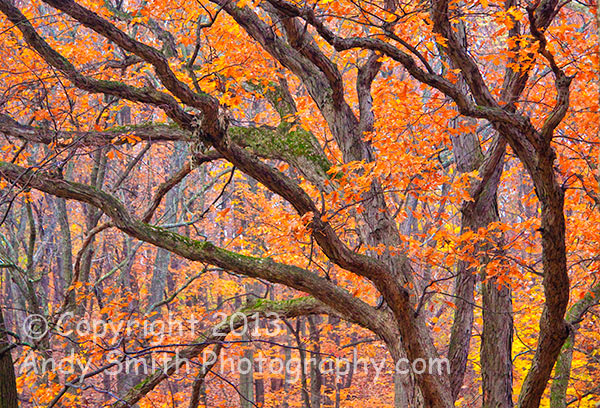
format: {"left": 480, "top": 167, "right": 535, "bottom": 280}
{"left": 239, "top": 331, "right": 255, "bottom": 408}
{"left": 254, "top": 375, "right": 264, "bottom": 407}
{"left": 481, "top": 278, "right": 513, "bottom": 407}
{"left": 549, "top": 331, "right": 574, "bottom": 408}
{"left": 116, "top": 237, "right": 143, "bottom": 404}
{"left": 282, "top": 340, "right": 291, "bottom": 408}
{"left": 149, "top": 144, "right": 185, "bottom": 314}
{"left": 0, "top": 307, "right": 18, "bottom": 408}
{"left": 294, "top": 319, "right": 311, "bottom": 408}
{"left": 550, "top": 281, "right": 600, "bottom": 407}
{"left": 447, "top": 121, "right": 512, "bottom": 407}
{"left": 307, "top": 316, "right": 322, "bottom": 408}
{"left": 54, "top": 196, "right": 73, "bottom": 298}
{"left": 547, "top": 13, "right": 600, "bottom": 405}
{"left": 78, "top": 148, "right": 107, "bottom": 301}
{"left": 439, "top": 17, "right": 513, "bottom": 403}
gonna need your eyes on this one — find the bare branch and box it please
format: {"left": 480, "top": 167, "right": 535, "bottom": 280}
{"left": 0, "top": 115, "right": 192, "bottom": 147}
{"left": 0, "top": 0, "right": 193, "bottom": 125}
{"left": 42, "top": 0, "right": 218, "bottom": 115}
{"left": 142, "top": 151, "right": 223, "bottom": 223}
{"left": 112, "top": 297, "right": 340, "bottom": 408}
{"left": 527, "top": 5, "right": 574, "bottom": 142}
{"left": 0, "top": 161, "right": 387, "bottom": 336}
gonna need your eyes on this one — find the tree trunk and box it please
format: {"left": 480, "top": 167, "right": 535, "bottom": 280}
{"left": 440, "top": 18, "right": 513, "bottom": 403}
{"left": 549, "top": 331, "right": 574, "bottom": 408}
{"left": 254, "top": 376, "right": 265, "bottom": 407}
{"left": 0, "top": 307, "right": 18, "bottom": 408}
{"left": 307, "top": 316, "right": 322, "bottom": 408}
{"left": 149, "top": 143, "right": 185, "bottom": 314}
{"left": 481, "top": 278, "right": 513, "bottom": 407}
{"left": 550, "top": 280, "right": 600, "bottom": 407}
{"left": 447, "top": 121, "right": 512, "bottom": 406}
{"left": 239, "top": 332, "right": 255, "bottom": 408}
{"left": 53, "top": 196, "right": 73, "bottom": 299}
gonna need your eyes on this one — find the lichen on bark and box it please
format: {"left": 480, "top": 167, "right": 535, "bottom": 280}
{"left": 228, "top": 123, "right": 331, "bottom": 181}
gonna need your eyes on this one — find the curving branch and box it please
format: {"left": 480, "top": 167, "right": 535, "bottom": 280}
{"left": 41, "top": 0, "right": 218, "bottom": 116}
{"left": 111, "top": 297, "right": 344, "bottom": 408}
{"left": 0, "top": 156, "right": 453, "bottom": 404}
{"left": 503, "top": 0, "right": 565, "bottom": 104}
{"left": 356, "top": 52, "right": 383, "bottom": 134}
{"left": 0, "top": 0, "right": 193, "bottom": 125}
{"left": 262, "top": 0, "right": 532, "bottom": 132}
{"left": 0, "top": 115, "right": 185, "bottom": 147}
{"left": 527, "top": 5, "right": 574, "bottom": 143}
{"left": 0, "top": 161, "right": 387, "bottom": 336}
{"left": 263, "top": 4, "right": 345, "bottom": 105}
{"left": 1, "top": 0, "right": 413, "bottom": 317}
{"left": 429, "top": 0, "right": 497, "bottom": 107}
{"left": 142, "top": 152, "right": 222, "bottom": 223}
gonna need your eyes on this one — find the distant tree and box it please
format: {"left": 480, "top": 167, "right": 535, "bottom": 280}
{"left": 0, "top": 0, "right": 598, "bottom": 407}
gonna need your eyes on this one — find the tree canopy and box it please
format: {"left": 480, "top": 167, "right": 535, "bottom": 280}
{"left": 0, "top": 0, "right": 598, "bottom": 407}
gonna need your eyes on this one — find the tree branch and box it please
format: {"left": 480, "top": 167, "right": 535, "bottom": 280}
{"left": 0, "top": 115, "right": 193, "bottom": 146}
{"left": 0, "top": 161, "right": 387, "bottom": 336}
{"left": 42, "top": 0, "right": 218, "bottom": 115}
{"left": 0, "top": 0, "right": 193, "bottom": 125}
{"left": 111, "top": 297, "right": 339, "bottom": 408}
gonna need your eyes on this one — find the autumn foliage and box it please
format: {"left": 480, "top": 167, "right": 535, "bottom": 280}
{"left": 0, "top": 0, "right": 598, "bottom": 407}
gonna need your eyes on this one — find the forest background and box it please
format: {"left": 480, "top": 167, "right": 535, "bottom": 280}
{"left": 0, "top": 0, "right": 599, "bottom": 407}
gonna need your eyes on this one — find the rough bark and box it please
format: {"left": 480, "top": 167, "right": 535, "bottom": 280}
{"left": 0, "top": 307, "right": 18, "bottom": 408}
{"left": 307, "top": 316, "right": 322, "bottom": 408}
{"left": 442, "top": 19, "right": 512, "bottom": 402}
{"left": 481, "top": 278, "right": 514, "bottom": 408}
{"left": 210, "top": 3, "right": 452, "bottom": 404}
{"left": 431, "top": 2, "right": 571, "bottom": 406}
{"left": 548, "top": 331, "right": 574, "bottom": 408}
{"left": 0, "top": 0, "right": 577, "bottom": 406}
{"left": 0, "top": 3, "right": 449, "bottom": 403}
{"left": 111, "top": 297, "right": 341, "bottom": 408}
{"left": 550, "top": 281, "right": 600, "bottom": 407}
